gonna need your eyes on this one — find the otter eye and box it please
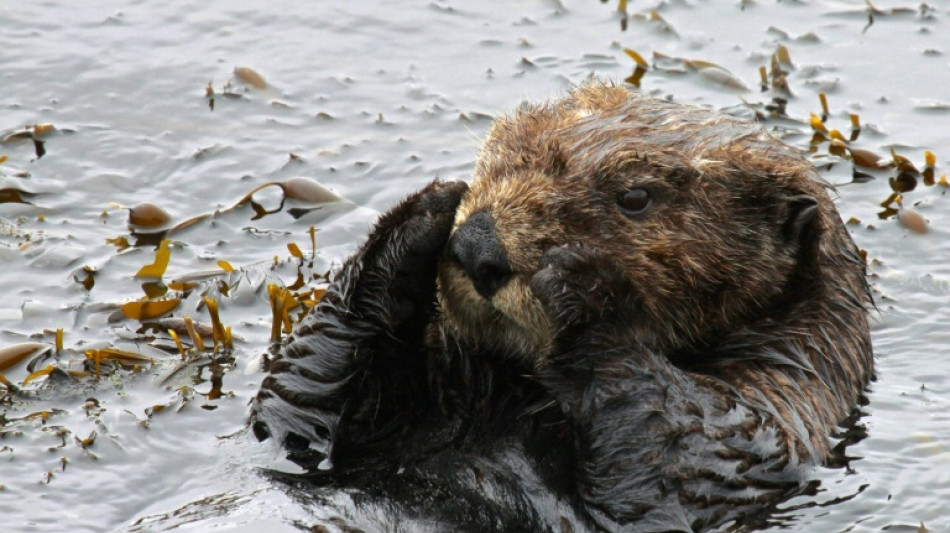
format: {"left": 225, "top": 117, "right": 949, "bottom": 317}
{"left": 618, "top": 188, "right": 651, "bottom": 214}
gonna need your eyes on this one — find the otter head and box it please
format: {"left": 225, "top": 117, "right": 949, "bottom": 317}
{"left": 438, "top": 84, "right": 827, "bottom": 367}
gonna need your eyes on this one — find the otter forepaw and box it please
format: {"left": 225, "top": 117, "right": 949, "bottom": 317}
{"left": 351, "top": 179, "right": 468, "bottom": 328}
{"left": 530, "top": 244, "right": 637, "bottom": 332}
{"left": 392, "top": 179, "right": 469, "bottom": 263}
{"left": 357, "top": 180, "right": 468, "bottom": 278}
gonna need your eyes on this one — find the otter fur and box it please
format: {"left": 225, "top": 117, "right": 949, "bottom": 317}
{"left": 250, "top": 83, "right": 873, "bottom": 532}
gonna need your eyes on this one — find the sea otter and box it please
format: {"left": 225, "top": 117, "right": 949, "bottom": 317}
{"left": 250, "top": 83, "right": 873, "bottom": 532}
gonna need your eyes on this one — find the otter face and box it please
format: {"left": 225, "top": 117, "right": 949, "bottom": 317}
{"left": 438, "top": 85, "right": 825, "bottom": 366}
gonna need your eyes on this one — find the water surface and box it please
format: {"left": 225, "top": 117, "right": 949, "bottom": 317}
{"left": 1, "top": 1, "right": 948, "bottom": 531}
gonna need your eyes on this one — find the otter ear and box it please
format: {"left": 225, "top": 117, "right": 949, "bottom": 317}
{"left": 782, "top": 195, "right": 819, "bottom": 247}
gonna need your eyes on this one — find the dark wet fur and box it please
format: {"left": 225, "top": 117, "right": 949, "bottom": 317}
{"left": 251, "top": 84, "right": 873, "bottom": 532}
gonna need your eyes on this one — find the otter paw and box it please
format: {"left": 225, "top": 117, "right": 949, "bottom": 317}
{"left": 530, "top": 244, "right": 637, "bottom": 331}
{"left": 365, "top": 180, "right": 468, "bottom": 277}
{"left": 395, "top": 180, "right": 469, "bottom": 263}
{"left": 352, "top": 180, "right": 468, "bottom": 328}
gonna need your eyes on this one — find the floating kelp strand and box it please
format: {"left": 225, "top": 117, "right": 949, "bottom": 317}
{"left": 849, "top": 114, "right": 862, "bottom": 141}
{"left": 810, "top": 113, "right": 829, "bottom": 135}
{"left": 616, "top": 0, "right": 628, "bottom": 30}
{"left": 141, "top": 281, "right": 168, "bottom": 300}
{"left": 287, "top": 242, "right": 303, "bottom": 259}
{"left": 922, "top": 151, "right": 937, "bottom": 186}
{"left": 828, "top": 129, "right": 847, "bottom": 143}
{"left": 85, "top": 348, "right": 153, "bottom": 378}
{"left": 166, "top": 213, "right": 211, "bottom": 237}
{"left": 22, "top": 364, "right": 56, "bottom": 385}
{"left": 281, "top": 177, "right": 343, "bottom": 204}
{"left": 267, "top": 284, "right": 300, "bottom": 342}
{"left": 202, "top": 297, "right": 230, "bottom": 351}
{"left": 924, "top": 151, "right": 936, "bottom": 167}
{"left": 308, "top": 225, "right": 317, "bottom": 257}
{"left": 0, "top": 187, "right": 36, "bottom": 205}
{"left": 890, "top": 148, "right": 919, "bottom": 174}
{"left": 183, "top": 316, "right": 205, "bottom": 352}
{"left": 829, "top": 138, "right": 848, "bottom": 157}
{"left": 120, "top": 299, "right": 180, "bottom": 321}
{"left": 206, "top": 81, "right": 215, "bottom": 111}
{"left": 0, "top": 371, "right": 15, "bottom": 391}
{"left": 168, "top": 329, "right": 186, "bottom": 358}
{"left": 622, "top": 48, "right": 648, "bottom": 87}
{"left": 167, "top": 280, "right": 198, "bottom": 292}
{"left": 135, "top": 239, "right": 172, "bottom": 279}
{"left": 1, "top": 123, "right": 56, "bottom": 144}
{"left": 631, "top": 9, "right": 677, "bottom": 36}
{"left": 819, "top": 93, "right": 830, "bottom": 121}
{"left": 889, "top": 172, "right": 918, "bottom": 194}
{"left": 73, "top": 265, "right": 96, "bottom": 291}
{"left": 773, "top": 44, "right": 793, "bottom": 71}
{"left": 651, "top": 52, "right": 747, "bottom": 91}
{"left": 106, "top": 236, "right": 131, "bottom": 252}
{"left": 0, "top": 342, "right": 52, "bottom": 372}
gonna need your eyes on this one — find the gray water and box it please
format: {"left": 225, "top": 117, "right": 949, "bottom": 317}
{"left": 1, "top": 1, "right": 948, "bottom": 531}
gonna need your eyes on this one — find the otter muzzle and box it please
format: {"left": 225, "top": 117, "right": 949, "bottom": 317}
{"left": 448, "top": 211, "right": 512, "bottom": 299}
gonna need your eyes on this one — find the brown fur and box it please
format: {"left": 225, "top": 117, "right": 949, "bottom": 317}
{"left": 252, "top": 82, "right": 874, "bottom": 531}
{"left": 438, "top": 82, "right": 872, "bottom": 461}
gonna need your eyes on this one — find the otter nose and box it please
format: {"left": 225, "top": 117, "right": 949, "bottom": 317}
{"left": 449, "top": 211, "right": 512, "bottom": 299}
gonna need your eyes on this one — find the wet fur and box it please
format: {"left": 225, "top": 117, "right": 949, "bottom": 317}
{"left": 251, "top": 83, "right": 873, "bottom": 532}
